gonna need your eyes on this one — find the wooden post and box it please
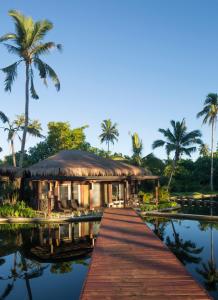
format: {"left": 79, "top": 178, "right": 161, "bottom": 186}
{"left": 155, "top": 179, "right": 159, "bottom": 206}
{"left": 124, "top": 181, "right": 129, "bottom": 208}
{"left": 89, "top": 182, "right": 93, "bottom": 210}
{"left": 38, "top": 181, "right": 42, "bottom": 211}
{"left": 108, "top": 183, "right": 112, "bottom": 206}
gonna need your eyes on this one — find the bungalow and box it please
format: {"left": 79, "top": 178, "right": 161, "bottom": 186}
{"left": 26, "top": 150, "right": 159, "bottom": 213}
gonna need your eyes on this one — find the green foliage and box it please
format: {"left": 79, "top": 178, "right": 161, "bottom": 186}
{"left": 0, "top": 201, "right": 36, "bottom": 217}
{"left": 139, "top": 188, "right": 176, "bottom": 212}
{"left": 142, "top": 153, "right": 165, "bottom": 175}
{"left": 130, "top": 132, "right": 143, "bottom": 166}
{"left": 6, "top": 122, "right": 90, "bottom": 166}
{"left": 143, "top": 192, "right": 153, "bottom": 203}
{"left": 46, "top": 122, "right": 88, "bottom": 152}
{"left": 0, "top": 181, "right": 19, "bottom": 202}
{"left": 159, "top": 186, "right": 170, "bottom": 202}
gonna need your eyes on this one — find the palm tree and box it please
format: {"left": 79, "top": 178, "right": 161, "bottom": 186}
{"left": 99, "top": 119, "right": 119, "bottom": 153}
{"left": 0, "top": 112, "right": 43, "bottom": 167}
{"left": 152, "top": 119, "right": 202, "bottom": 190}
{"left": 197, "top": 93, "right": 218, "bottom": 192}
{"left": 199, "top": 143, "right": 210, "bottom": 157}
{"left": 130, "top": 132, "right": 143, "bottom": 166}
{"left": 0, "top": 10, "right": 61, "bottom": 167}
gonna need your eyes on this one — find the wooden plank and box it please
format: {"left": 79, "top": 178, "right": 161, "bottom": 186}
{"left": 80, "top": 208, "right": 211, "bottom": 300}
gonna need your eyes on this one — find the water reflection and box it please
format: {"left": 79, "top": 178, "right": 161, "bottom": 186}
{"left": 166, "top": 220, "right": 203, "bottom": 265}
{"left": 146, "top": 217, "right": 218, "bottom": 299}
{"left": 197, "top": 222, "right": 218, "bottom": 291}
{"left": 0, "top": 222, "right": 100, "bottom": 300}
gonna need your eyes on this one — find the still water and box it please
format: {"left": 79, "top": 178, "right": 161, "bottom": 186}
{"left": 179, "top": 203, "right": 218, "bottom": 215}
{"left": 146, "top": 216, "right": 218, "bottom": 299}
{"left": 0, "top": 222, "right": 100, "bottom": 300}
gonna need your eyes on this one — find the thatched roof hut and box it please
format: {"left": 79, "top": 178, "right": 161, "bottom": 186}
{"left": 27, "top": 150, "right": 153, "bottom": 179}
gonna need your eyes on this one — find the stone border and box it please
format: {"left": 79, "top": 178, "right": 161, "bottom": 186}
{"left": 140, "top": 211, "right": 218, "bottom": 221}
{"left": 0, "top": 214, "right": 102, "bottom": 224}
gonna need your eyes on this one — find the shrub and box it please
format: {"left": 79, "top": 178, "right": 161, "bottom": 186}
{"left": 0, "top": 201, "right": 36, "bottom": 218}
{"left": 143, "top": 192, "right": 153, "bottom": 203}
{"left": 159, "top": 186, "right": 170, "bottom": 202}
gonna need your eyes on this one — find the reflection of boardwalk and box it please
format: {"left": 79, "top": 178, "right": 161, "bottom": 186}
{"left": 80, "top": 208, "right": 210, "bottom": 299}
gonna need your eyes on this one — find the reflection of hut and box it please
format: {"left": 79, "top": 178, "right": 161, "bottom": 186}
{"left": 22, "top": 222, "right": 98, "bottom": 263}
{"left": 26, "top": 150, "right": 159, "bottom": 212}
{"left": 0, "top": 165, "right": 23, "bottom": 202}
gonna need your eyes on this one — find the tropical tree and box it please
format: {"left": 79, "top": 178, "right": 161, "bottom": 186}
{"left": 0, "top": 112, "right": 43, "bottom": 167}
{"left": 99, "top": 119, "right": 119, "bottom": 153}
{"left": 130, "top": 132, "right": 143, "bottom": 166}
{"left": 0, "top": 10, "right": 61, "bottom": 167}
{"left": 152, "top": 119, "right": 202, "bottom": 190}
{"left": 199, "top": 143, "right": 210, "bottom": 157}
{"left": 197, "top": 93, "right": 218, "bottom": 192}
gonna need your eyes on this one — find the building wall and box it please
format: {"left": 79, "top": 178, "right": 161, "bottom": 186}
{"left": 32, "top": 180, "right": 127, "bottom": 212}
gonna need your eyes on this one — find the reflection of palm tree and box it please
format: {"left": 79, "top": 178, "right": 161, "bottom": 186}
{"left": 166, "top": 221, "right": 203, "bottom": 265}
{"left": 197, "top": 223, "right": 218, "bottom": 290}
{"left": 153, "top": 218, "right": 167, "bottom": 241}
{"left": 0, "top": 251, "right": 47, "bottom": 300}
{"left": 50, "top": 259, "right": 89, "bottom": 274}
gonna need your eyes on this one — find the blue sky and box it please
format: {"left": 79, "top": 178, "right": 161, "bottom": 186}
{"left": 0, "top": 0, "right": 217, "bottom": 160}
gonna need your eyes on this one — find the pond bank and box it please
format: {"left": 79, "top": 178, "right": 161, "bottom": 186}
{"left": 0, "top": 213, "right": 102, "bottom": 224}
{"left": 141, "top": 210, "right": 218, "bottom": 221}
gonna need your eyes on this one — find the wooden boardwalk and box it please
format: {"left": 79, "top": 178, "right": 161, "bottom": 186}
{"left": 80, "top": 208, "right": 210, "bottom": 300}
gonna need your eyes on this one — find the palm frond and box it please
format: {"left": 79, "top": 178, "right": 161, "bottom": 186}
{"left": 8, "top": 10, "right": 28, "bottom": 47}
{"left": 26, "top": 126, "right": 44, "bottom": 138}
{"left": 2, "top": 43, "right": 21, "bottom": 56}
{"left": 1, "top": 61, "right": 20, "bottom": 92}
{"left": 152, "top": 139, "right": 165, "bottom": 149}
{"left": 31, "top": 42, "right": 56, "bottom": 56}
{"left": 31, "top": 20, "right": 53, "bottom": 45}
{"left": 0, "top": 33, "right": 17, "bottom": 42}
{"left": 33, "top": 57, "right": 46, "bottom": 79}
{"left": 30, "top": 68, "right": 39, "bottom": 99}
{"left": 0, "top": 111, "right": 9, "bottom": 124}
{"left": 43, "top": 62, "right": 60, "bottom": 91}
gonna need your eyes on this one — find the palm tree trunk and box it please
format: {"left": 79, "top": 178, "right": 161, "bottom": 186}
{"left": 167, "top": 158, "right": 176, "bottom": 191}
{"left": 21, "top": 254, "right": 33, "bottom": 300}
{"left": 19, "top": 63, "right": 30, "bottom": 168}
{"left": 210, "top": 120, "right": 215, "bottom": 192}
{"left": 11, "top": 138, "right": 16, "bottom": 167}
{"left": 107, "top": 141, "right": 110, "bottom": 154}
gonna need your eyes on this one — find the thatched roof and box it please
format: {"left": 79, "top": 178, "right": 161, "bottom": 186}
{"left": 0, "top": 165, "right": 23, "bottom": 178}
{"left": 27, "top": 150, "right": 153, "bottom": 178}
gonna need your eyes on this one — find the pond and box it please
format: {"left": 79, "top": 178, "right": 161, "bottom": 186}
{"left": 0, "top": 221, "right": 100, "bottom": 300}
{"left": 179, "top": 203, "right": 218, "bottom": 216}
{"left": 146, "top": 216, "right": 218, "bottom": 300}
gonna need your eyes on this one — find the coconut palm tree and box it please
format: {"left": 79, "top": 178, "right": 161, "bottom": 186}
{"left": 0, "top": 10, "right": 61, "bottom": 167}
{"left": 0, "top": 112, "right": 43, "bottom": 167}
{"left": 199, "top": 143, "right": 210, "bottom": 157}
{"left": 152, "top": 119, "right": 202, "bottom": 190}
{"left": 197, "top": 93, "right": 218, "bottom": 192}
{"left": 99, "top": 119, "right": 119, "bottom": 153}
{"left": 130, "top": 132, "right": 143, "bottom": 166}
